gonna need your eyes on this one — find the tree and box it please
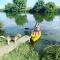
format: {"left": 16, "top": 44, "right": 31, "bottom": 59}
{"left": 13, "top": 0, "right": 27, "bottom": 12}
{"left": 33, "top": 0, "right": 45, "bottom": 12}
{"left": 5, "top": 3, "right": 20, "bottom": 12}
{"left": 5, "top": 0, "right": 27, "bottom": 12}
{"left": 5, "top": 3, "right": 13, "bottom": 12}
{"left": 45, "top": 2, "right": 56, "bottom": 13}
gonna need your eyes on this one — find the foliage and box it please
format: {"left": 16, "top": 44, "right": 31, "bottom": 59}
{"left": 5, "top": 3, "right": 14, "bottom": 12}
{"left": 13, "top": 0, "right": 27, "bottom": 12}
{"left": 30, "top": 0, "right": 45, "bottom": 13}
{"left": 13, "top": 0, "right": 27, "bottom": 9}
{"left": 33, "top": 0, "right": 44, "bottom": 12}
{"left": 0, "top": 43, "right": 39, "bottom": 60}
{"left": 30, "top": 0, "right": 57, "bottom": 15}
{"left": 0, "top": 42, "right": 60, "bottom": 60}
{"left": 5, "top": 3, "right": 19, "bottom": 12}
{"left": 45, "top": 2, "right": 56, "bottom": 13}
{"left": 41, "top": 45, "right": 60, "bottom": 60}
{"left": 5, "top": 0, "right": 27, "bottom": 12}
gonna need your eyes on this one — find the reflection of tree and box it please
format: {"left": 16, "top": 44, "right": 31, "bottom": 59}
{"left": 34, "top": 14, "right": 43, "bottom": 23}
{"left": 15, "top": 15, "right": 28, "bottom": 25}
{"left": 44, "top": 12, "right": 55, "bottom": 21}
{"left": 6, "top": 12, "right": 18, "bottom": 18}
{"left": 6, "top": 12, "right": 28, "bottom": 26}
{"left": 33, "top": 12, "right": 55, "bottom": 22}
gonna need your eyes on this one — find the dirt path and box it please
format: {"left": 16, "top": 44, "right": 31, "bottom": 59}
{"left": 0, "top": 35, "right": 30, "bottom": 57}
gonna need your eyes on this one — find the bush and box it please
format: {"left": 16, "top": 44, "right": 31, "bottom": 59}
{"left": 41, "top": 45, "right": 60, "bottom": 60}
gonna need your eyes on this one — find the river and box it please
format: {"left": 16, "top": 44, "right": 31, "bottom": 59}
{"left": 0, "top": 12, "right": 60, "bottom": 50}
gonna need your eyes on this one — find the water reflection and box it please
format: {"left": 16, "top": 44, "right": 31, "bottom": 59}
{"left": 6, "top": 12, "right": 28, "bottom": 26}
{"left": 34, "top": 12, "right": 56, "bottom": 22}
{"left": 0, "top": 12, "right": 36, "bottom": 36}
{"left": 0, "top": 12, "right": 60, "bottom": 51}
{"left": 6, "top": 12, "right": 17, "bottom": 18}
{"left": 15, "top": 14, "right": 28, "bottom": 25}
{"left": 34, "top": 14, "right": 43, "bottom": 23}
{"left": 44, "top": 12, "right": 55, "bottom": 21}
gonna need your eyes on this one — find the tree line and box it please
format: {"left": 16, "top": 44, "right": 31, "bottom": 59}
{"left": 29, "top": 0, "right": 60, "bottom": 15}
{"left": 1, "top": 0, "right": 60, "bottom": 14}
{"left": 4, "top": 0, "right": 27, "bottom": 12}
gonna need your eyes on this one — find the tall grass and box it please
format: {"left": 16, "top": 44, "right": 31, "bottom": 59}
{"left": 0, "top": 42, "right": 39, "bottom": 60}
{"left": 0, "top": 41, "right": 60, "bottom": 60}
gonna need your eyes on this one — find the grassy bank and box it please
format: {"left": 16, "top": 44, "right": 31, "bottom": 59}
{"left": 0, "top": 40, "right": 60, "bottom": 60}
{"left": 0, "top": 42, "right": 39, "bottom": 60}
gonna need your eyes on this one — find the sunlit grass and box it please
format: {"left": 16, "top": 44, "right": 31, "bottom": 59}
{"left": 0, "top": 42, "right": 39, "bottom": 60}
{"left": 0, "top": 39, "right": 60, "bottom": 60}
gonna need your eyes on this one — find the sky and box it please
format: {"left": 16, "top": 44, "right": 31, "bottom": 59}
{"left": 0, "top": 0, "right": 60, "bottom": 8}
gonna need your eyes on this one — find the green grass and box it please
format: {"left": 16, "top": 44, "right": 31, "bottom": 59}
{"left": 0, "top": 39, "right": 60, "bottom": 60}
{"left": 0, "top": 38, "right": 7, "bottom": 47}
{"left": 41, "top": 45, "right": 60, "bottom": 60}
{"left": 0, "top": 42, "right": 39, "bottom": 60}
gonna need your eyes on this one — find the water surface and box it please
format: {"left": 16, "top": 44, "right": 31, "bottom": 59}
{"left": 0, "top": 12, "right": 60, "bottom": 50}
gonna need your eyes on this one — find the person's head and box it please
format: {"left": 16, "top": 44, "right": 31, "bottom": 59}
{"left": 37, "top": 26, "right": 41, "bottom": 31}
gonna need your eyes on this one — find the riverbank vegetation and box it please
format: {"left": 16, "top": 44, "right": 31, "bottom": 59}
{"left": 0, "top": 0, "right": 60, "bottom": 60}
{"left": 0, "top": 42, "right": 60, "bottom": 60}
{"left": 0, "top": 0, "right": 59, "bottom": 23}
{"left": 0, "top": 0, "right": 59, "bottom": 15}
{"left": 29, "top": 0, "right": 60, "bottom": 15}
{"left": 4, "top": 0, "right": 27, "bottom": 13}
{"left": 0, "top": 42, "right": 39, "bottom": 60}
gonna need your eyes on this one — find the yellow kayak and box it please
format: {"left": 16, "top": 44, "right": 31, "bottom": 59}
{"left": 31, "top": 31, "right": 41, "bottom": 42}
